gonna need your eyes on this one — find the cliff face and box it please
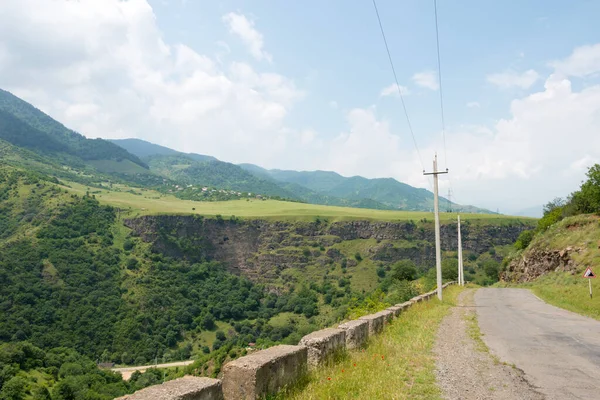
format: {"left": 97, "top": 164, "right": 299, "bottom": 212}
{"left": 501, "top": 247, "right": 581, "bottom": 283}
{"left": 501, "top": 215, "right": 600, "bottom": 283}
{"left": 125, "top": 216, "right": 532, "bottom": 283}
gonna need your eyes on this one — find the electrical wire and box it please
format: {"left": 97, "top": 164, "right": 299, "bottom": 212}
{"left": 433, "top": 0, "right": 448, "bottom": 170}
{"left": 372, "top": 0, "right": 425, "bottom": 172}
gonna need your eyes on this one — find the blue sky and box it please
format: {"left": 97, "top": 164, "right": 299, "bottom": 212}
{"left": 2, "top": 0, "right": 600, "bottom": 215}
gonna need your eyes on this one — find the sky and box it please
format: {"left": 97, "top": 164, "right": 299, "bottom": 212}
{"left": 1, "top": 0, "right": 600, "bottom": 215}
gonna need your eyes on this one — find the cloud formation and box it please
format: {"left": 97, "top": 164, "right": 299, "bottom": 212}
{"left": 223, "top": 12, "right": 272, "bottom": 62}
{"left": 487, "top": 69, "right": 540, "bottom": 89}
{"left": 550, "top": 43, "right": 600, "bottom": 78}
{"left": 380, "top": 83, "right": 410, "bottom": 97}
{"left": 412, "top": 70, "right": 439, "bottom": 90}
{"left": 1, "top": 0, "right": 600, "bottom": 213}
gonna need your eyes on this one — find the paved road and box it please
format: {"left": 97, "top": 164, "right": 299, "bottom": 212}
{"left": 475, "top": 288, "right": 600, "bottom": 400}
{"left": 111, "top": 360, "right": 194, "bottom": 380}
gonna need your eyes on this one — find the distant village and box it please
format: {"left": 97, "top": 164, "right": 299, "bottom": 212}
{"left": 165, "top": 182, "right": 270, "bottom": 202}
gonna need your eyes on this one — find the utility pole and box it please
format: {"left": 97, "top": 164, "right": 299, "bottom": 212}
{"left": 457, "top": 215, "right": 463, "bottom": 286}
{"left": 424, "top": 154, "right": 449, "bottom": 300}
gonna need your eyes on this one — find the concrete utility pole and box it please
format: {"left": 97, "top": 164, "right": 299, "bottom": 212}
{"left": 457, "top": 215, "right": 464, "bottom": 286}
{"left": 424, "top": 154, "right": 448, "bottom": 300}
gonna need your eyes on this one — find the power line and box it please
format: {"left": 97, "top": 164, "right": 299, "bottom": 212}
{"left": 433, "top": 0, "right": 448, "bottom": 170}
{"left": 372, "top": 0, "right": 424, "bottom": 171}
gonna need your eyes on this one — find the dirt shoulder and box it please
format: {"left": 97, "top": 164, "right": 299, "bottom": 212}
{"left": 433, "top": 289, "right": 544, "bottom": 400}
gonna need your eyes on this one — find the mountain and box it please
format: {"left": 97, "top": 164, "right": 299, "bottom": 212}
{"left": 239, "top": 165, "right": 492, "bottom": 213}
{"left": 112, "top": 139, "right": 395, "bottom": 208}
{"left": 0, "top": 89, "right": 148, "bottom": 169}
{"left": 144, "top": 154, "right": 301, "bottom": 199}
{"left": 109, "top": 138, "right": 217, "bottom": 163}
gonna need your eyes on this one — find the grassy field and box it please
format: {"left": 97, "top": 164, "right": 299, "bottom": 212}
{"left": 276, "top": 285, "right": 463, "bottom": 400}
{"left": 60, "top": 181, "right": 532, "bottom": 223}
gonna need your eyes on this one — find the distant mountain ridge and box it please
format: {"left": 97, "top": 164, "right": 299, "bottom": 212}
{"left": 0, "top": 88, "right": 491, "bottom": 213}
{"left": 112, "top": 138, "right": 491, "bottom": 213}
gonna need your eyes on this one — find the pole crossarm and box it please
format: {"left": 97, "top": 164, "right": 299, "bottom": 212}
{"left": 423, "top": 169, "right": 449, "bottom": 176}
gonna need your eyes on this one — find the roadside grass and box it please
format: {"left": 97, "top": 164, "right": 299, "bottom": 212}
{"left": 275, "top": 286, "right": 463, "bottom": 400}
{"left": 516, "top": 272, "right": 600, "bottom": 321}
{"left": 59, "top": 180, "right": 530, "bottom": 223}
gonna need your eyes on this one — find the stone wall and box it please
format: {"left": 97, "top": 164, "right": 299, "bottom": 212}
{"left": 120, "top": 283, "right": 456, "bottom": 399}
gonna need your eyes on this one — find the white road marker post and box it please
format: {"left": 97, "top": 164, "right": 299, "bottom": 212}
{"left": 583, "top": 267, "right": 596, "bottom": 299}
{"left": 424, "top": 154, "right": 448, "bottom": 300}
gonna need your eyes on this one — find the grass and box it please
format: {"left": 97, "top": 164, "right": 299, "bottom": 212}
{"left": 517, "top": 272, "right": 600, "bottom": 320}
{"left": 59, "top": 180, "right": 532, "bottom": 223}
{"left": 502, "top": 214, "right": 600, "bottom": 320}
{"left": 277, "top": 285, "right": 464, "bottom": 400}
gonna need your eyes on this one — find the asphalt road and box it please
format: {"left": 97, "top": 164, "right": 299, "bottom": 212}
{"left": 475, "top": 288, "right": 600, "bottom": 400}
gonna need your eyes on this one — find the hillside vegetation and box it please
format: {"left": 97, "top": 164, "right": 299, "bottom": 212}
{"left": 0, "top": 166, "right": 530, "bottom": 399}
{"left": 501, "top": 163, "right": 600, "bottom": 319}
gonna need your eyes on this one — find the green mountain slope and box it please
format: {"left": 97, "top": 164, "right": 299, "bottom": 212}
{"left": 0, "top": 89, "right": 148, "bottom": 169}
{"left": 145, "top": 154, "right": 302, "bottom": 199}
{"left": 109, "top": 138, "right": 217, "bottom": 163}
{"left": 240, "top": 164, "right": 492, "bottom": 213}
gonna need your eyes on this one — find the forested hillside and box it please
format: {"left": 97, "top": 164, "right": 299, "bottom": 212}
{"left": 0, "top": 165, "right": 527, "bottom": 398}
{"left": 0, "top": 89, "right": 147, "bottom": 169}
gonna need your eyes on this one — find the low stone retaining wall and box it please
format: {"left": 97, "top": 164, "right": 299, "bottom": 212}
{"left": 120, "top": 283, "right": 456, "bottom": 399}
{"left": 299, "top": 328, "right": 346, "bottom": 368}
{"left": 115, "top": 376, "right": 223, "bottom": 400}
{"left": 338, "top": 319, "right": 369, "bottom": 349}
{"left": 222, "top": 345, "right": 307, "bottom": 400}
{"left": 358, "top": 313, "right": 385, "bottom": 335}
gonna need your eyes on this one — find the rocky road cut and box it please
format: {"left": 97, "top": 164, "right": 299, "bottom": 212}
{"left": 475, "top": 288, "right": 600, "bottom": 400}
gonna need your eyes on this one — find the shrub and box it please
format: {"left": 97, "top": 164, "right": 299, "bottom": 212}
{"left": 514, "top": 230, "right": 534, "bottom": 250}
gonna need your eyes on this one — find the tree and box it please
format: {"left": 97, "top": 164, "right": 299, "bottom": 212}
{"left": 201, "top": 314, "right": 215, "bottom": 330}
{"left": 571, "top": 164, "right": 600, "bottom": 214}
{"left": 390, "top": 260, "right": 418, "bottom": 281}
{"left": 31, "top": 387, "right": 52, "bottom": 400}
{"left": 215, "top": 331, "right": 226, "bottom": 342}
{"left": 354, "top": 252, "right": 362, "bottom": 261}
{"left": 0, "top": 376, "right": 27, "bottom": 400}
{"left": 51, "top": 380, "right": 76, "bottom": 400}
{"left": 441, "top": 258, "right": 458, "bottom": 281}
{"left": 543, "top": 197, "right": 565, "bottom": 215}
{"left": 514, "top": 230, "right": 534, "bottom": 250}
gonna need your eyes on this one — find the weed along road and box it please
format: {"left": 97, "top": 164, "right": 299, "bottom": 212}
{"left": 475, "top": 288, "right": 600, "bottom": 399}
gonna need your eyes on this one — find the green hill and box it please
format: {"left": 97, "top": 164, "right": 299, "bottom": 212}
{"left": 109, "top": 138, "right": 217, "bottom": 163}
{"left": 0, "top": 89, "right": 148, "bottom": 169}
{"left": 239, "top": 165, "right": 492, "bottom": 213}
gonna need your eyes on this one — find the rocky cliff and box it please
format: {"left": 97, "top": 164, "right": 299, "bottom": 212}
{"left": 501, "top": 247, "right": 582, "bottom": 283}
{"left": 125, "top": 216, "right": 533, "bottom": 284}
{"left": 501, "top": 215, "right": 599, "bottom": 283}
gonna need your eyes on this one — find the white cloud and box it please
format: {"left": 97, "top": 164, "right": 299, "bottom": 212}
{"left": 550, "top": 43, "right": 600, "bottom": 78}
{"left": 222, "top": 12, "right": 272, "bottom": 62}
{"left": 412, "top": 70, "right": 439, "bottom": 90}
{"left": 466, "top": 101, "right": 480, "bottom": 108}
{"left": 0, "top": 0, "right": 300, "bottom": 166}
{"left": 380, "top": 83, "right": 410, "bottom": 97}
{"left": 1, "top": 0, "right": 600, "bottom": 213}
{"left": 487, "top": 69, "right": 540, "bottom": 89}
